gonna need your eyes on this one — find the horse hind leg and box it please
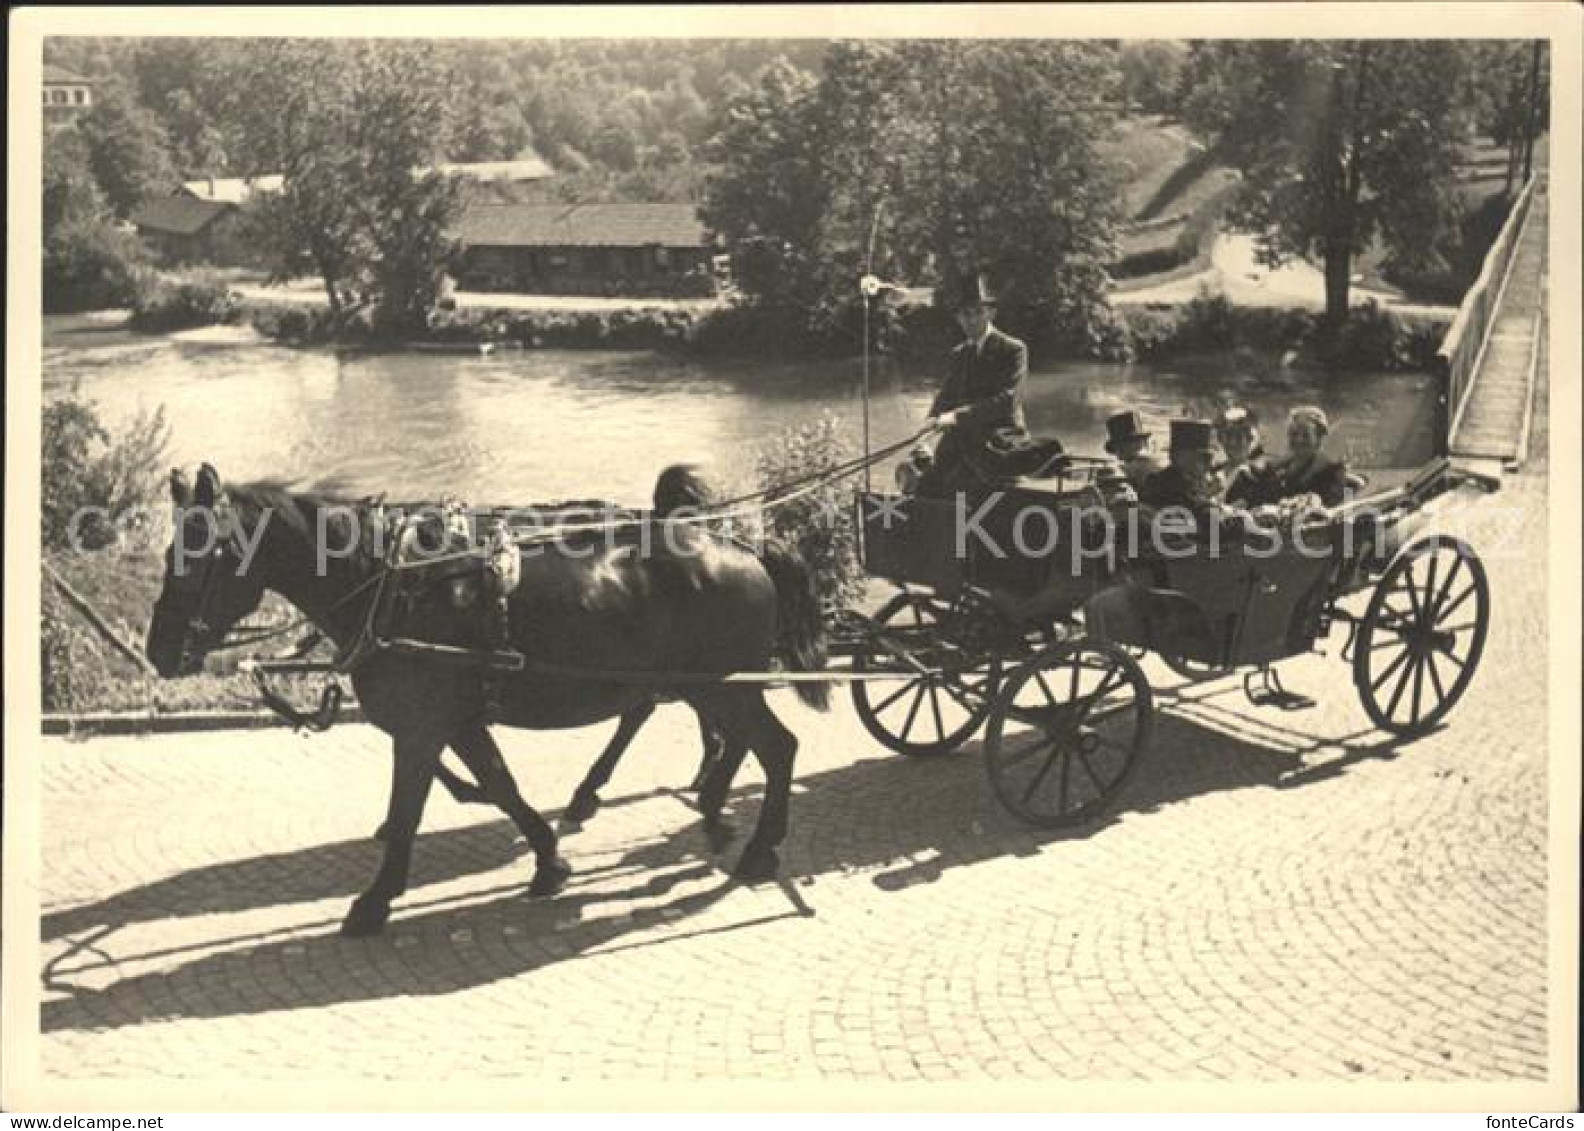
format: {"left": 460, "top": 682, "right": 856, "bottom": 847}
{"left": 689, "top": 688, "right": 798, "bottom": 883}
{"left": 449, "top": 724, "right": 571, "bottom": 898}
{"left": 688, "top": 711, "right": 729, "bottom": 792}
{"left": 374, "top": 760, "right": 488, "bottom": 842}
{"left": 694, "top": 733, "right": 749, "bottom": 854}
{"left": 564, "top": 701, "right": 656, "bottom": 826}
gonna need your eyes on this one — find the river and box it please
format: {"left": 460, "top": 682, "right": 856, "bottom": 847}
{"left": 43, "top": 315, "right": 1439, "bottom": 506}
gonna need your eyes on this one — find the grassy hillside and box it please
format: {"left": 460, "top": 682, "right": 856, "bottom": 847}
{"left": 1107, "top": 119, "right": 1532, "bottom": 304}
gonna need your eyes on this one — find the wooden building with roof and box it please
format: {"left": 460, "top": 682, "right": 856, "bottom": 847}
{"left": 129, "top": 195, "right": 249, "bottom": 265}
{"left": 451, "top": 203, "right": 716, "bottom": 297}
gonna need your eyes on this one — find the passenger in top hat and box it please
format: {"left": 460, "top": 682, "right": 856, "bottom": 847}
{"left": 1103, "top": 410, "right": 1164, "bottom": 490}
{"left": 1140, "top": 418, "right": 1225, "bottom": 515}
{"left": 918, "top": 273, "right": 1029, "bottom": 495}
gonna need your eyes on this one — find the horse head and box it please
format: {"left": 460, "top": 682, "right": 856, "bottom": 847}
{"left": 145, "top": 462, "right": 268, "bottom": 677}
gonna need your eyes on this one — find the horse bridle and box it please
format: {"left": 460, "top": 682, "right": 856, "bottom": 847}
{"left": 175, "top": 507, "right": 244, "bottom": 670}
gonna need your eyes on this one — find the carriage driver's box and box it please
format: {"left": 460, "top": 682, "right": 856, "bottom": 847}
{"left": 860, "top": 481, "right": 1107, "bottom": 600}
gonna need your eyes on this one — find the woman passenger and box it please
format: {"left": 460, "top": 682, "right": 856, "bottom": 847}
{"left": 1264, "top": 405, "right": 1350, "bottom": 509}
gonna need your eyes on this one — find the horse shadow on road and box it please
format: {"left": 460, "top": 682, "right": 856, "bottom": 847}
{"left": 41, "top": 691, "right": 1405, "bottom": 1034}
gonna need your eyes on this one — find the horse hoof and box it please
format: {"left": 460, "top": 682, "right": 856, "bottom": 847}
{"left": 702, "top": 817, "right": 736, "bottom": 854}
{"left": 372, "top": 822, "right": 389, "bottom": 843}
{"left": 529, "top": 856, "right": 572, "bottom": 898}
{"left": 564, "top": 792, "right": 601, "bottom": 824}
{"left": 340, "top": 896, "right": 390, "bottom": 938}
{"left": 732, "top": 846, "right": 779, "bottom": 884}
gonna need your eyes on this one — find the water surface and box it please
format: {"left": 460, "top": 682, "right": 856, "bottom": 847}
{"left": 43, "top": 317, "right": 1438, "bottom": 506}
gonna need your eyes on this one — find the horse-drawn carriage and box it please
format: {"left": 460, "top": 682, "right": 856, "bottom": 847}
{"left": 148, "top": 431, "right": 1499, "bottom": 935}
{"left": 839, "top": 455, "right": 1497, "bottom": 827}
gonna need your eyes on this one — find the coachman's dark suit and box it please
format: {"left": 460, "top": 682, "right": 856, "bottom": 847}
{"left": 924, "top": 327, "right": 1029, "bottom": 490}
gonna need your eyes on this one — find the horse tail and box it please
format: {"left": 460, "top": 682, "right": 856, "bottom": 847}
{"left": 757, "top": 538, "right": 830, "bottom": 711}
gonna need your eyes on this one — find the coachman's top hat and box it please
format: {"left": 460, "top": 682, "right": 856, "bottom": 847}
{"left": 1168, "top": 418, "right": 1218, "bottom": 455}
{"left": 943, "top": 273, "right": 998, "bottom": 312}
{"left": 1103, "top": 410, "right": 1152, "bottom": 454}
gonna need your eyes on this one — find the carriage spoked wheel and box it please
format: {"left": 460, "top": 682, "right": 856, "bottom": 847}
{"left": 851, "top": 591, "right": 1001, "bottom": 757}
{"left": 1353, "top": 534, "right": 1490, "bottom": 738}
{"left": 982, "top": 639, "right": 1154, "bottom": 828}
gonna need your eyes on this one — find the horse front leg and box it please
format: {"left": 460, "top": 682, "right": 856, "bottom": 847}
{"left": 564, "top": 701, "right": 655, "bottom": 825}
{"left": 344, "top": 735, "right": 442, "bottom": 937}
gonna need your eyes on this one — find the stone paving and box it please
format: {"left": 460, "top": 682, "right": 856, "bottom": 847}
{"left": 32, "top": 428, "right": 1555, "bottom": 1087}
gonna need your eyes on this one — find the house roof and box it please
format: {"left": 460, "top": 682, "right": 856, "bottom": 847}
{"left": 43, "top": 65, "right": 92, "bottom": 85}
{"left": 434, "top": 156, "right": 555, "bottom": 183}
{"left": 451, "top": 203, "right": 707, "bottom": 249}
{"left": 131, "top": 195, "right": 234, "bottom": 236}
{"left": 181, "top": 175, "right": 285, "bottom": 204}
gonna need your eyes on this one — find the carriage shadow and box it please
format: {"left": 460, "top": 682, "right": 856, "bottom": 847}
{"left": 40, "top": 691, "right": 1409, "bottom": 1034}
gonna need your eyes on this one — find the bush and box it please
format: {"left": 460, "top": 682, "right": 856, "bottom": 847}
{"left": 129, "top": 270, "right": 241, "bottom": 331}
{"left": 41, "top": 585, "right": 88, "bottom": 712}
{"left": 754, "top": 413, "right": 865, "bottom": 611}
{"left": 1310, "top": 301, "right": 1445, "bottom": 372}
{"left": 1116, "top": 297, "right": 1448, "bottom": 372}
{"left": 1383, "top": 189, "right": 1517, "bottom": 306}
{"left": 129, "top": 269, "right": 242, "bottom": 331}
{"left": 691, "top": 303, "right": 832, "bottom": 358}
{"left": 42, "top": 394, "right": 171, "bottom": 550}
{"left": 245, "top": 301, "right": 372, "bottom": 345}
{"left": 43, "top": 216, "right": 151, "bottom": 314}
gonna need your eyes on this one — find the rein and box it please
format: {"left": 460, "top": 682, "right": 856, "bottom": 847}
{"left": 227, "top": 422, "right": 941, "bottom": 730}
{"left": 375, "top": 423, "right": 943, "bottom": 570}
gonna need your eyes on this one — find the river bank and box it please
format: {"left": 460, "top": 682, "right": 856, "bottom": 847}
{"left": 174, "top": 282, "right": 1451, "bottom": 376}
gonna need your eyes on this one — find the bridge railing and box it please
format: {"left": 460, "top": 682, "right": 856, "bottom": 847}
{"left": 1433, "top": 172, "right": 1538, "bottom": 456}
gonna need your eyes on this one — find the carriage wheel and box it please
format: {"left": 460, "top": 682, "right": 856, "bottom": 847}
{"left": 1353, "top": 535, "right": 1490, "bottom": 737}
{"left": 851, "top": 592, "right": 1000, "bottom": 757}
{"left": 983, "top": 639, "right": 1154, "bottom": 827}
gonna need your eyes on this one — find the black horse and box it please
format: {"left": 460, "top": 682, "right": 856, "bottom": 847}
{"left": 146, "top": 464, "right": 827, "bottom": 936}
{"left": 433, "top": 464, "right": 730, "bottom": 828}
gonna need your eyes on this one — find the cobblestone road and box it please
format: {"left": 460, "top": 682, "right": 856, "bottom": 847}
{"left": 31, "top": 419, "right": 1557, "bottom": 1089}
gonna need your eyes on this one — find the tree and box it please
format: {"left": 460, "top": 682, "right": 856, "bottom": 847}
{"left": 702, "top": 43, "right": 1123, "bottom": 349}
{"left": 699, "top": 59, "right": 829, "bottom": 306}
{"left": 1118, "top": 41, "right": 1189, "bottom": 116}
{"left": 130, "top": 39, "right": 235, "bottom": 176}
{"left": 76, "top": 79, "right": 177, "bottom": 219}
{"left": 1183, "top": 41, "right": 1475, "bottom": 325}
{"left": 224, "top": 41, "right": 464, "bottom": 330}
{"left": 43, "top": 127, "right": 105, "bottom": 238}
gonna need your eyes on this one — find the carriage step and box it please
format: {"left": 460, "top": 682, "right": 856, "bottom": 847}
{"left": 1243, "top": 666, "right": 1314, "bottom": 711}
{"left": 379, "top": 637, "right": 527, "bottom": 671}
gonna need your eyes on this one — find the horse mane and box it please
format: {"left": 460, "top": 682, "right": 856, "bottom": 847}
{"left": 225, "top": 479, "right": 369, "bottom": 564}
{"left": 225, "top": 465, "right": 723, "bottom": 554}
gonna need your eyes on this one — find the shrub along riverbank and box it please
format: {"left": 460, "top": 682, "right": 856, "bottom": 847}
{"left": 94, "top": 255, "right": 1453, "bottom": 374}
{"left": 240, "top": 290, "right": 1449, "bottom": 375}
